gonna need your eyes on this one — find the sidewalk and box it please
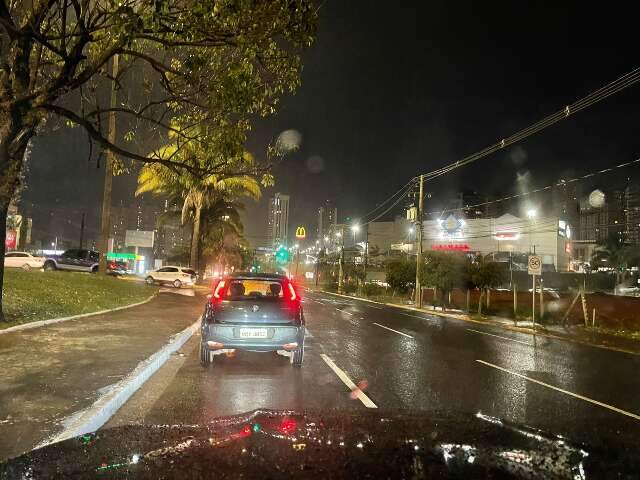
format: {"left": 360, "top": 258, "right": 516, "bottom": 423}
{"left": 318, "top": 290, "right": 640, "bottom": 356}
{"left": 0, "top": 290, "right": 204, "bottom": 461}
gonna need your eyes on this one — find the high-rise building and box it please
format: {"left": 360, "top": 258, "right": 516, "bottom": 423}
{"left": 317, "top": 200, "right": 337, "bottom": 239}
{"left": 578, "top": 188, "right": 625, "bottom": 242}
{"left": 624, "top": 183, "right": 640, "bottom": 244}
{"left": 268, "top": 193, "right": 290, "bottom": 246}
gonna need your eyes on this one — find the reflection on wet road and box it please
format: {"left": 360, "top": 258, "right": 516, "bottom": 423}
{"left": 110, "top": 290, "right": 640, "bottom": 449}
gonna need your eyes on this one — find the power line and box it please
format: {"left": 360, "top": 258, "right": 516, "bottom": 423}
{"left": 418, "top": 66, "right": 640, "bottom": 180}
{"left": 426, "top": 155, "right": 640, "bottom": 217}
{"left": 345, "top": 66, "right": 640, "bottom": 231}
{"left": 358, "top": 178, "right": 417, "bottom": 223}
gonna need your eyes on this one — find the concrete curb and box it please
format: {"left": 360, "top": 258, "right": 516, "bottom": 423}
{"left": 315, "top": 289, "right": 640, "bottom": 356}
{"left": 38, "top": 316, "right": 201, "bottom": 447}
{"left": 0, "top": 293, "right": 157, "bottom": 335}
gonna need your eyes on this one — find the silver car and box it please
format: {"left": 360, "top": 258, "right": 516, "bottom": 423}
{"left": 200, "top": 273, "right": 305, "bottom": 367}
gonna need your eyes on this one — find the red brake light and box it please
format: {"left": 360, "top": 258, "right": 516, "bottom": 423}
{"left": 287, "top": 282, "right": 297, "bottom": 301}
{"left": 279, "top": 417, "right": 297, "bottom": 435}
{"left": 212, "top": 280, "right": 226, "bottom": 300}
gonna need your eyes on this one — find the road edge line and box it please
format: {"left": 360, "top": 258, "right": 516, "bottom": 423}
{"left": 37, "top": 316, "right": 201, "bottom": 447}
{"left": 0, "top": 293, "right": 158, "bottom": 335}
{"left": 476, "top": 359, "right": 640, "bottom": 421}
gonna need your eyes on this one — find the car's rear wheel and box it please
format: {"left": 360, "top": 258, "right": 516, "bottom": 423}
{"left": 145, "top": 276, "right": 155, "bottom": 285}
{"left": 21, "top": 264, "right": 31, "bottom": 271}
{"left": 44, "top": 261, "right": 56, "bottom": 271}
{"left": 291, "top": 341, "right": 304, "bottom": 367}
{"left": 200, "top": 342, "right": 212, "bottom": 367}
{"left": 173, "top": 279, "right": 182, "bottom": 288}
{"left": 91, "top": 266, "right": 98, "bottom": 273}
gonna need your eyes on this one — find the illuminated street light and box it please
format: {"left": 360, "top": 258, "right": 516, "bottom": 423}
{"left": 526, "top": 208, "right": 537, "bottom": 219}
{"left": 335, "top": 231, "right": 342, "bottom": 238}
{"left": 408, "top": 227, "right": 415, "bottom": 234}
{"left": 351, "top": 224, "right": 360, "bottom": 233}
{"left": 323, "top": 236, "right": 329, "bottom": 242}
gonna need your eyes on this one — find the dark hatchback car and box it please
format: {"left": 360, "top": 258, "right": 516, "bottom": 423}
{"left": 200, "top": 273, "right": 305, "bottom": 367}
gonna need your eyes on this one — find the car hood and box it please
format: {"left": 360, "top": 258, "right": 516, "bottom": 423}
{"left": 1, "top": 409, "right": 637, "bottom": 479}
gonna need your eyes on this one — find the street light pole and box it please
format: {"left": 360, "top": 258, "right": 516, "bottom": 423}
{"left": 98, "top": 54, "right": 119, "bottom": 274}
{"left": 337, "top": 230, "right": 344, "bottom": 293}
{"left": 415, "top": 174, "right": 424, "bottom": 307}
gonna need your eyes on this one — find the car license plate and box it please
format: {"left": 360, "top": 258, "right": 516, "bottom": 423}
{"left": 239, "top": 328, "right": 268, "bottom": 339}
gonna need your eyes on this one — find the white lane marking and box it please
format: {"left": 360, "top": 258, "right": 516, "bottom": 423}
{"left": 336, "top": 308, "right": 353, "bottom": 315}
{"left": 366, "top": 304, "right": 384, "bottom": 309}
{"left": 305, "top": 298, "right": 325, "bottom": 305}
{"left": 372, "top": 323, "right": 413, "bottom": 338}
{"left": 467, "top": 329, "right": 532, "bottom": 346}
{"left": 476, "top": 360, "right": 640, "bottom": 421}
{"left": 320, "top": 354, "right": 378, "bottom": 409}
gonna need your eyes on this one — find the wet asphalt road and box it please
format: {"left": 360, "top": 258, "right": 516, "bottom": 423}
{"left": 109, "top": 290, "right": 640, "bottom": 450}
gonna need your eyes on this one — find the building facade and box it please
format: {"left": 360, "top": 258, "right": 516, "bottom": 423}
{"left": 317, "top": 200, "right": 337, "bottom": 240}
{"left": 267, "top": 193, "right": 290, "bottom": 247}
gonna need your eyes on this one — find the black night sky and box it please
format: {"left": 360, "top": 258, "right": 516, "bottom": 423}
{"left": 22, "top": 1, "right": 640, "bottom": 247}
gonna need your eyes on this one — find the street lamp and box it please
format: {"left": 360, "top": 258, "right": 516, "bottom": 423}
{"left": 526, "top": 208, "right": 537, "bottom": 254}
{"left": 351, "top": 224, "right": 360, "bottom": 244}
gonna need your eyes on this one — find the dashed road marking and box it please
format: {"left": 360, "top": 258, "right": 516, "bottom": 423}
{"left": 336, "top": 309, "right": 353, "bottom": 315}
{"left": 467, "top": 328, "right": 532, "bottom": 346}
{"left": 476, "top": 359, "right": 640, "bottom": 421}
{"left": 372, "top": 323, "right": 413, "bottom": 338}
{"left": 320, "top": 354, "right": 377, "bottom": 408}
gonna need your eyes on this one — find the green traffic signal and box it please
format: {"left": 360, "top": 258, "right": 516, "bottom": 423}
{"left": 275, "top": 246, "right": 289, "bottom": 264}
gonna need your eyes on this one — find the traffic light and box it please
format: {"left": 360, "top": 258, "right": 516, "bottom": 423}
{"left": 275, "top": 245, "right": 289, "bottom": 265}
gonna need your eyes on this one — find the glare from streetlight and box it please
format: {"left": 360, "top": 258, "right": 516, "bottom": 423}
{"left": 351, "top": 224, "right": 360, "bottom": 233}
{"left": 408, "top": 227, "right": 415, "bottom": 234}
{"left": 526, "top": 208, "right": 537, "bottom": 219}
{"left": 323, "top": 236, "right": 329, "bottom": 242}
{"left": 335, "top": 231, "right": 342, "bottom": 238}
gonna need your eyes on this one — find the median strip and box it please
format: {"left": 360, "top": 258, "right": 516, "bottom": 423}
{"left": 38, "top": 316, "right": 202, "bottom": 447}
{"left": 0, "top": 294, "right": 156, "bottom": 335}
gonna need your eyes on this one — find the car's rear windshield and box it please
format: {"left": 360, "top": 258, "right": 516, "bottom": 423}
{"left": 182, "top": 269, "right": 197, "bottom": 276}
{"left": 225, "top": 278, "right": 285, "bottom": 300}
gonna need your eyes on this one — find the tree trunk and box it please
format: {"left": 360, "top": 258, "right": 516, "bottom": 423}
{"left": 477, "top": 289, "right": 483, "bottom": 315}
{"left": 0, "top": 113, "right": 36, "bottom": 321}
{"left": 190, "top": 205, "right": 202, "bottom": 271}
{"left": 0, "top": 203, "right": 7, "bottom": 322}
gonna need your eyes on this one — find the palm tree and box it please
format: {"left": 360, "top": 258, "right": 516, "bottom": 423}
{"left": 199, "top": 197, "right": 247, "bottom": 272}
{"left": 136, "top": 162, "right": 260, "bottom": 271}
{"left": 591, "top": 233, "right": 637, "bottom": 285}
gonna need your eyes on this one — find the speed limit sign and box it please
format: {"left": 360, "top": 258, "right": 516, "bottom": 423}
{"left": 528, "top": 255, "right": 542, "bottom": 275}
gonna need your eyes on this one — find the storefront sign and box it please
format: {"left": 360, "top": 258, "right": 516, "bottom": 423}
{"left": 431, "top": 243, "right": 470, "bottom": 251}
{"left": 494, "top": 231, "right": 520, "bottom": 241}
{"left": 5, "top": 230, "right": 16, "bottom": 249}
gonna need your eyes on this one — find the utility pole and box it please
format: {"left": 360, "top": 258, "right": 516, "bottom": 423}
{"left": 415, "top": 174, "right": 424, "bottom": 307}
{"left": 337, "top": 229, "right": 344, "bottom": 293}
{"left": 79, "top": 212, "right": 85, "bottom": 249}
{"left": 362, "top": 225, "right": 368, "bottom": 295}
{"left": 98, "top": 54, "right": 119, "bottom": 274}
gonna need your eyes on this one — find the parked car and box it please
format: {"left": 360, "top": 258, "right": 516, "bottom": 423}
{"left": 3, "top": 251, "right": 45, "bottom": 270}
{"left": 200, "top": 272, "right": 305, "bottom": 367}
{"left": 145, "top": 266, "right": 197, "bottom": 288}
{"left": 43, "top": 249, "right": 99, "bottom": 273}
{"left": 107, "top": 260, "right": 129, "bottom": 276}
